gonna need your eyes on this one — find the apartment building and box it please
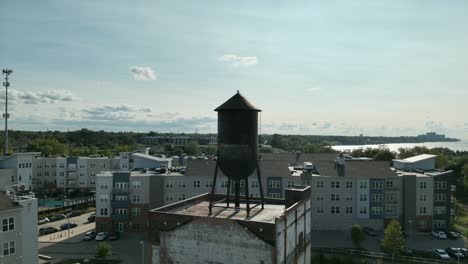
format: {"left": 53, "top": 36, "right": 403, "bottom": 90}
{"left": 0, "top": 187, "right": 38, "bottom": 264}
{"left": 0, "top": 153, "right": 40, "bottom": 191}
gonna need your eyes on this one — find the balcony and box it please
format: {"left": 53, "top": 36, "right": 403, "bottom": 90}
{"left": 112, "top": 213, "right": 129, "bottom": 222}
{"left": 111, "top": 199, "right": 129, "bottom": 208}
{"left": 112, "top": 188, "right": 129, "bottom": 195}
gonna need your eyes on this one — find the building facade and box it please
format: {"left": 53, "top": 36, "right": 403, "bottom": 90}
{"left": 0, "top": 187, "right": 38, "bottom": 264}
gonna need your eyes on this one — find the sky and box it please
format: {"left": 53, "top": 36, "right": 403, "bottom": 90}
{"left": 1, "top": 0, "right": 468, "bottom": 139}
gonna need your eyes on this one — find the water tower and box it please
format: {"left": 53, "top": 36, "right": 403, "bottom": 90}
{"left": 208, "top": 91, "right": 264, "bottom": 216}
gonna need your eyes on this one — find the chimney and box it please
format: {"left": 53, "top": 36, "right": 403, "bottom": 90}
{"left": 335, "top": 153, "right": 346, "bottom": 177}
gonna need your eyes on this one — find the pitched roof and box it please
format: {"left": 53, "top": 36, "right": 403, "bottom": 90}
{"left": 214, "top": 92, "right": 261, "bottom": 112}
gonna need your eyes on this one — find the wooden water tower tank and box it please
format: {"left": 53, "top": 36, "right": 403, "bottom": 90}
{"left": 209, "top": 91, "right": 265, "bottom": 215}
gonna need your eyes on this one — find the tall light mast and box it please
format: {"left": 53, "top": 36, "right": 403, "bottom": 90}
{"left": 2, "top": 69, "right": 12, "bottom": 155}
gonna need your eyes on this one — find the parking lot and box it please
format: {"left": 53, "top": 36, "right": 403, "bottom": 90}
{"left": 310, "top": 230, "right": 466, "bottom": 252}
{"left": 38, "top": 212, "right": 146, "bottom": 263}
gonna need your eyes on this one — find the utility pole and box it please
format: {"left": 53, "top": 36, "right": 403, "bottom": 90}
{"left": 2, "top": 69, "right": 12, "bottom": 156}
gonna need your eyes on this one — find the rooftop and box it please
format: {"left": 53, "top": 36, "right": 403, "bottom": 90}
{"left": 393, "top": 154, "right": 437, "bottom": 163}
{"left": 96, "top": 170, "right": 183, "bottom": 177}
{"left": 132, "top": 152, "right": 172, "bottom": 161}
{"left": 0, "top": 192, "right": 21, "bottom": 212}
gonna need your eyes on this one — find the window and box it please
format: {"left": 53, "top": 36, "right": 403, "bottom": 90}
{"left": 316, "top": 207, "right": 324, "bottom": 214}
{"left": 386, "top": 180, "right": 393, "bottom": 188}
{"left": 239, "top": 180, "right": 245, "bottom": 188}
{"left": 435, "top": 181, "right": 447, "bottom": 189}
{"left": 60, "top": 172, "right": 65, "bottom": 177}
{"left": 114, "top": 208, "right": 127, "bottom": 215}
{"left": 359, "top": 207, "right": 367, "bottom": 214}
{"left": 268, "top": 180, "right": 281, "bottom": 188}
{"left": 434, "top": 206, "right": 446, "bottom": 215}
{"left": 3, "top": 241, "right": 15, "bottom": 256}
{"left": 420, "top": 194, "right": 427, "bottom": 201}
{"left": 316, "top": 193, "right": 324, "bottom": 201}
{"left": 178, "top": 193, "right": 186, "bottom": 201}
{"left": 346, "top": 207, "right": 353, "bottom": 214}
{"left": 359, "top": 194, "right": 367, "bottom": 201}
{"left": 2, "top": 217, "right": 14, "bottom": 232}
{"left": 251, "top": 180, "right": 259, "bottom": 188}
{"left": 385, "top": 193, "right": 395, "bottom": 201}
{"left": 132, "top": 195, "right": 141, "bottom": 203}
{"left": 91, "top": 163, "right": 96, "bottom": 168}
{"left": 316, "top": 181, "right": 324, "bottom": 188}
{"left": 115, "top": 195, "right": 126, "bottom": 201}
{"left": 193, "top": 180, "right": 201, "bottom": 188}
{"left": 385, "top": 207, "right": 394, "bottom": 215}
{"left": 132, "top": 181, "right": 141, "bottom": 189}
{"left": 287, "top": 180, "right": 295, "bottom": 188}
{"left": 419, "top": 182, "right": 427, "bottom": 189}
{"left": 419, "top": 207, "right": 427, "bottom": 215}
{"left": 331, "top": 193, "right": 340, "bottom": 201}
{"left": 345, "top": 194, "right": 352, "bottom": 201}
{"left": 434, "top": 194, "right": 446, "bottom": 202}
{"left": 371, "top": 206, "right": 383, "bottom": 215}
{"left": 165, "top": 194, "right": 173, "bottom": 201}
{"left": 166, "top": 181, "right": 174, "bottom": 189}
{"left": 346, "top": 181, "right": 352, "bottom": 188}
{"left": 220, "top": 180, "right": 228, "bottom": 188}
{"left": 100, "top": 208, "right": 108, "bottom": 216}
{"left": 359, "top": 181, "right": 368, "bottom": 189}
{"left": 205, "top": 180, "right": 213, "bottom": 188}
{"left": 433, "top": 220, "right": 446, "bottom": 229}
{"left": 269, "top": 192, "right": 281, "bottom": 198}
{"left": 331, "top": 181, "right": 340, "bottom": 188}
{"left": 60, "top": 163, "right": 65, "bottom": 168}
{"left": 131, "top": 207, "right": 141, "bottom": 216}
{"left": 372, "top": 194, "right": 383, "bottom": 202}
{"left": 371, "top": 181, "right": 383, "bottom": 189}
{"left": 331, "top": 207, "right": 340, "bottom": 214}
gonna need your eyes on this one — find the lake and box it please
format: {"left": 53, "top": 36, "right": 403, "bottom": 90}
{"left": 331, "top": 140, "right": 468, "bottom": 152}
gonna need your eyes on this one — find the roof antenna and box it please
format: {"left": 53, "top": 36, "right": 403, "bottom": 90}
{"left": 237, "top": 90, "right": 239, "bottom": 94}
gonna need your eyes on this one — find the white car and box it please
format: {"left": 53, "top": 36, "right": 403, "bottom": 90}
{"left": 433, "top": 249, "right": 451, "bottom": 260}
{"left": 95, "top": 232, "right": 109, "bottom": 241}
{"left": 432, "top": 230, "right": 447, "bottom": 239}
{"left": 38, "top": 217, "right": 50, "bottom": 225}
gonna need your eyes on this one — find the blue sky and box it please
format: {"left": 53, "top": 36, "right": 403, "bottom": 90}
{"left": 1, "top": 0, "right": 468, "bottom": 139}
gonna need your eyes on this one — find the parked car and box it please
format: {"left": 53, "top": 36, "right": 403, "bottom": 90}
{"left": 60, "top": 222, "right": 78, "bottom": 230}
{"left": 39, "top": 227, "right": 58, "bottom": 235}
{"left": 432, "top": 230, "right": 447, "bottom": 239}
{"left": 67, "top": 210, "right": 82, "bottom": 218}
{"left": 447, "top": 231, "right": 459, "bottom": 240}
{"left": 38, "top": 217, "right": 50, "bottom": 225}
{"left": 460, "top": 248, "right": 468, "bottom": 257}
{"left": 432, "top": 249, "right": 451, "bottom": 260}
{"left": 446, "top": 248, "right": 464, "bottom": 260}
{"left": 95, "top": 232, "right": 109, "bottom": 241}
{"left": 363, "top": 227, "right": 377, "bottom": 236}
{"left": 108, "top": 232, "right": 120, "bottom": 241}
{"left": 49, "top": 214, "right": 66, "bottom": 222}
{"left": 83, "top": 231, "right": 97, "bottom": 241}
{"left": 88, "top": 214, "right": 96, "bottom": 222}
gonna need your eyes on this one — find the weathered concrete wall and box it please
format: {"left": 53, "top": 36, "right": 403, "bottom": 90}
{"left": 154, "top": 217, "right": 274, "bottom": 264}
{"left": 276, "top": 199, "right": 311, "bottom": 264}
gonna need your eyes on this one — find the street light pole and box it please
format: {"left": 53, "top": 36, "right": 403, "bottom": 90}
{"left": 2, "top": 69, "right": 12, "bottom": 156}
{"left": 139, "top": 241, "right": 145, "bottom": 264}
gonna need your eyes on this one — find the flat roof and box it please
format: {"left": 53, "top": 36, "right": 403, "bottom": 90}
{"left": 168, "top": 201, "right": 284, "bottom": 224}
{"left": 393, "top": 154, "right": 437, "bottom": 163}
{"left": 132, "top": 152, "right": 172, "bottom": 161}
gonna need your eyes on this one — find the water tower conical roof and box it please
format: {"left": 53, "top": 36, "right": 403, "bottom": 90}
{"left": 214, "top": 91, "right": 261, "bottom": 112}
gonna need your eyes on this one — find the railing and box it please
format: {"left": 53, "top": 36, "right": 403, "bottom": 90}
{"left": 112, "top": 188, "right": 129, "bottom": 195}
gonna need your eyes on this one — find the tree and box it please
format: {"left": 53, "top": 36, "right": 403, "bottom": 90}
{"left": 184, "top": 141, "right": 200, "bottom": 156}
{"left": 351, "top": 224, "right": 365, "bottom": 249}
{"left": 381, "top": 219, "right": 405, "bottom": 255}
{"left": 96, "top": 242, "right": 111, "bottom": 258}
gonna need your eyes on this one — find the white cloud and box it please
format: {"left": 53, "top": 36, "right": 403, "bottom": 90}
{"left": 130, "top": 66, "right": 157, "bottom": 81}
{"left": 83, "top": 104, "right": 152, "bottom": 121}
{"left": 0, "top": 89, "right": 77, "bottom": 104}
{"left": 307, "top": 87, "right": 321, "bottom": 92}
{"left": 218, "top": 54, "right": 258, "bottom": 67}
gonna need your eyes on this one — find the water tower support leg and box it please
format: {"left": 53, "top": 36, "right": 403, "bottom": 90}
{"left": 256, "top": 162, "right": 264, "bottom": 209}
{"left": 245, "top": 178, "right": 250, "bottom": 216}
{"left": 234, "top": 180, "right": 240, "bottom": 208}
{"left": 226, "top": 178, "right": 231, "bottom": 207}
{"left": 209, "top": 160, "right": 219, "bottom": 215}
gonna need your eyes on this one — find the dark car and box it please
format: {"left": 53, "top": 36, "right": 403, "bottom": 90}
{"left": 49, "top": 214, "right": 66, "bottom": 222}
{"left": 446, "top": 248, "right": 464, "bottom": 260}
{"left": 67, "top": 210, "right": 82, "bottom": 218}
{"left": 460, "top": 248, "right": 468, "bottom": 257}
{"left": 108, "top": 232, "right": 120, "bottom": 240}
{"left": 447, "top": 231, "right": 459, "bottom": 240}
{"left": 60, "top": 222, "right": 78, "bottom": 230}
{"left": 39, "top": 226, "right": 58, "bottom": 235}
{"left": 88, "top": 214, "right": 96, "bottom": 222}
{"left": 363, "top": 227, "right": 377, "bottom": 236}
